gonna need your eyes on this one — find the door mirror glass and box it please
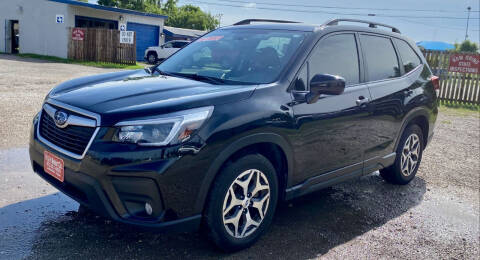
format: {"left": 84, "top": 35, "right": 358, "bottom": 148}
{"left": 306, "top": 74, "right": 345, "bottom": 104}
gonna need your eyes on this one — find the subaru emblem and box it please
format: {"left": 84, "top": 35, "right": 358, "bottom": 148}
{"left": 54, "top": 111, "right": 69, "bottom": 127}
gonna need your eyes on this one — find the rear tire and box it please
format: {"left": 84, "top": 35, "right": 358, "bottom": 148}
{"left": 380, "top": 124, "right": 424, "bottom": 185}
{"left": 204, "top": 154, "right": 278, "bottom": 252}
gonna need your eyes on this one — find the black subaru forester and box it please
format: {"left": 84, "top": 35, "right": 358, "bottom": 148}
{"left": 29, "top": 19, "right": 438, "bottom": 251}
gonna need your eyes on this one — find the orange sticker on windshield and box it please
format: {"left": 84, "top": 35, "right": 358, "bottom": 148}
{"left": 198, "top": 36, "right": 224, "bottom": 42}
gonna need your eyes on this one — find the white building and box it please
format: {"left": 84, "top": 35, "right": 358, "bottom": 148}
{"left": 0, "top": 0, "right": 167, "bottom": 60}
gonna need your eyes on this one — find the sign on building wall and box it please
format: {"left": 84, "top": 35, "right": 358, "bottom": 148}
{"left": 120, "top": 31, "right": 134, "bottom": 44}
{"left": 56, "top": 14, "right": 64, "bottom": 24}
{"left": 448, "top": 53, "right": 480, "bottom": 74}
{"left": 119, "top": 24, "right": 127, "bottom": 31}
{"left": 72, "top": 28, "right": 85, "bottom": 41}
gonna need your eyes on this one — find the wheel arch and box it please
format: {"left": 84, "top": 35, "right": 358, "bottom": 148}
{"left": 395, "top": 107, "right": 430, "bottom": 150}
{"left": 194, "top": 133, "right": 294, "bottom": 213}
{"left": 146, "top": 50, "right": 158, "bottom": 57}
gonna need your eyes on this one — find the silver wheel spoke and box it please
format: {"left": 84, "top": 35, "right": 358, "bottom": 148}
{"left": 251, "top": 170, "right": 269, "bottom": 197}
{"left": 252, "top": 194, "right": 269, "bottom": 219}
{"left": 224, "top": 208, "right": 242, "bottom": 237}
{"left": 240, "top": 210, "right": 260, "bottom": 237}
{"left": 234, "top": 170, "right": 254, "bottom": 197}
{"left": 223, "top": 187, "right": 243, "bottom": 214}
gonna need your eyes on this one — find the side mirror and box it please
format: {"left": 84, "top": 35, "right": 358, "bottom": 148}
{"left": 306, "top": 74, "right": 346, "bottom": 104}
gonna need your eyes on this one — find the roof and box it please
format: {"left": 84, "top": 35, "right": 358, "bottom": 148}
{"left": 416, "top": 41, "right": 455, "bottom": 51}
{"left": 48, "top": 0, "right": 168, "bottom": 19}
{"left": 222, "top": 23, "right": 318, "bottom": 32}
{"left": 163, "top": 26, "right": 206, "bottom": 38}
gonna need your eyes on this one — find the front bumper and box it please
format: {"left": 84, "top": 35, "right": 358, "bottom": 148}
{"left": 29, "top": 118, "right": 209, "bottom": 232}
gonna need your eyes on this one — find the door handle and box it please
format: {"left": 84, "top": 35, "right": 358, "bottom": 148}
{"left": 356, "top": 96, "right": 370, "bottom": 106}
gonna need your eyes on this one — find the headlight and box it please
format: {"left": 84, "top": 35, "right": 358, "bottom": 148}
{"left": 113, "top": 106, "right": 213, "bottom": 146}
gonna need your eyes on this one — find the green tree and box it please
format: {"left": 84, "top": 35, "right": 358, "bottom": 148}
{"left": 167, "top": 5, "right": 219, "bottom": 30}
{"left": 97, "top": 0, "right": 219, "bottom": 30}
{"left": 453, "top": 40, "right": 479, "bottom": 53}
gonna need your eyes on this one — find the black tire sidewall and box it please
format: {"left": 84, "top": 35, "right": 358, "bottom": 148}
{"left": 205, "top": 154, "right": 278, "bottom": 252}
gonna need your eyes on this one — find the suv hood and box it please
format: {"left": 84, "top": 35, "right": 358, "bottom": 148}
{"left": 48, "top": 70, "right": 256, "bottom": 126}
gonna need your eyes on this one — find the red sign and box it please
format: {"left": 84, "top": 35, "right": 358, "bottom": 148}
{"left": 448, "top": 53, "right": 480, "bottom": 74}
{"left": 44, "top": 151, "right": 64, "bottom": 182}
{"left": 197, "top": 35, "right": 224, "bottom": 42}
{"left": 72, "top": 28, "right": 85, "bottom": 41}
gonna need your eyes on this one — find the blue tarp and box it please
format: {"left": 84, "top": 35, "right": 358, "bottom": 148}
{"left": 416, "top": 41, "right": 455, "bottom": 51}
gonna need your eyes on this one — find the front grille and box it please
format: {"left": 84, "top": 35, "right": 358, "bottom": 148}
{"left": 39, "top": 110, "right": 96, "bottom": 156}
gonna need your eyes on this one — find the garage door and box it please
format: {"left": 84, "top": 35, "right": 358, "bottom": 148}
{"left": 127, "top": 22, "right": 159, "bottom": 61}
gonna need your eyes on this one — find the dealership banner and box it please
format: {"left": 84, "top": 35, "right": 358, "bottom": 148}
{"left": 448, "top": 53, "right": 480, "bottom": 74}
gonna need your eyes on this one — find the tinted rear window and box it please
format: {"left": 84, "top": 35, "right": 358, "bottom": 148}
{"left": 394, "top": 38, "right": 422, "bottom": 74}
{"left": 360, "top": 35, "right": 400, "bottom": 82}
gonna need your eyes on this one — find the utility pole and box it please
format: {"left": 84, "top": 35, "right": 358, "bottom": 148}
{"left": 465, "top": 6, "right": 471, "bottom": 41}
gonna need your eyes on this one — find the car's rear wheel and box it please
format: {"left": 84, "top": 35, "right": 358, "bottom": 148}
{"left": 204, "top": 154, "right": 278, "bottom": 252}
{"left": 380, "top": 124, "right": 424, "bottom": 185}
{"left": 147, "top": 52, "right": 157, "bottom": 64}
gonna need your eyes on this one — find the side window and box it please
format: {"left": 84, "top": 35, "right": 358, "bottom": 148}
{"left": 293, "top": 64, "right": 308, "bottom": 91}
{"left": 360, "top": 35, "right": 401, "bottom": 81}
{"left": 172, "top": 41, "right": 187, "bottom": 48}
{"left": 394, "top": 38, "right": 422, "bottom": 74}
{"left": 309, "top": 34, "right": 360, "bottom": 85}
{"left": 163, "top": 42, "right": 173, "bottom": 48}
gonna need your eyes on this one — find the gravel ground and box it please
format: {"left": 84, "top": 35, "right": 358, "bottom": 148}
{"left": 0, "top": 55, "right": 479, "bottom": 259}
{"left": 0, "top": 54, "right": 120, "bottom": 149}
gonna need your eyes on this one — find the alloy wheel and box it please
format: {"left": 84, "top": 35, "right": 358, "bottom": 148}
{"left": 400, "top": 133, "right": 420, "bottom": 176}
{"left": 222, "top": 169, "right": 270, "bottom": 238}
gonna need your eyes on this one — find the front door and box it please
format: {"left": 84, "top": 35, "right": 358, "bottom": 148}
{"left": 290, "top": 33, "right": 372, "bottom": 185}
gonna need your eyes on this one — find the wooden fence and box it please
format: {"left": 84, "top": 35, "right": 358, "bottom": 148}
{"left": 68, "top": 28, "right": 136, "bottom": 65}
{"left": 422, "top": 50, "right": 479, "bottom": 104}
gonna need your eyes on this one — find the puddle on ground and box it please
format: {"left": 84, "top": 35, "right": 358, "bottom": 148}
{"left": 0, "top": 147, "right": 78, "bottom": 259}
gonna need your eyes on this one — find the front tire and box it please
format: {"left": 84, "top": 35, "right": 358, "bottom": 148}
{"left": 147, "top": 52, "right": 157, "bottom": 64}
{"left": 204, "top": 154, "right": 278, "bottom": 252}
{"left": 380, "top": 124, "right": 424, "bottom": 185}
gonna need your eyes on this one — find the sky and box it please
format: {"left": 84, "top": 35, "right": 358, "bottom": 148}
{"left": 89, "top": 0, "right": 480, "bottom": 44}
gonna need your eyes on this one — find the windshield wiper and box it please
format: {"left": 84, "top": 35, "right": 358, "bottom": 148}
{"left": 153, "top": 67, "right": 174, "bottom": 76}
{"left": 169, "top": 72, "right": 226, "bottom": 85}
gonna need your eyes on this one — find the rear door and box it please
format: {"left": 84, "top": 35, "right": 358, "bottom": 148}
{"left": 290, "top": 33, "right": 373, "bottom": 184}
{"left": 359, "top": 34, "right": 424, "bottom": 173}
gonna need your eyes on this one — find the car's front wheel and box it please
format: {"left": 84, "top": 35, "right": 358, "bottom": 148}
{"left": 204, "top": 154, "right": 278, "bottom": 252}
{"left": 147, "top": 52, "right": 157, "bottom": 64}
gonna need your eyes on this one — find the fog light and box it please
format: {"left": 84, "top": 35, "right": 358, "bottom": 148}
{"left": 145, "top": 202, "right": 153, "bottom": 215}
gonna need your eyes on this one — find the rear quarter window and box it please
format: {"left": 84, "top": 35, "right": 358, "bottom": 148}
{"left": 394, "top": 38, "right": 422, "bottom": 74}
{"left": 360, "top": 35, "right": 401, "bottom": 82}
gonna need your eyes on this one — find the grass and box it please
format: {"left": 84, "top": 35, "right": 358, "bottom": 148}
{"left": 13, "top": 53, "right": 144, "bottom": 69}
{"left": 439, "top": 101, "right": 480, "bottom": 117}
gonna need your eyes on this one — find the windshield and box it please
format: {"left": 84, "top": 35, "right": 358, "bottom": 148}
{"left": 157, "top": 29, "right": 309, "bottom": 85}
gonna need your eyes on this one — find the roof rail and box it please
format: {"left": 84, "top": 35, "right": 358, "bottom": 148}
{"left": 233, "top": 19, "right": 300, "bottom": 26}
{"left": 324, "top": 19, "right": 401, "bottom": 33}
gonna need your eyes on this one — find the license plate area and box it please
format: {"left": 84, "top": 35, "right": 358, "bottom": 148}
{"left": 44, "top": 150, "right": 64, "bottom": 182}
